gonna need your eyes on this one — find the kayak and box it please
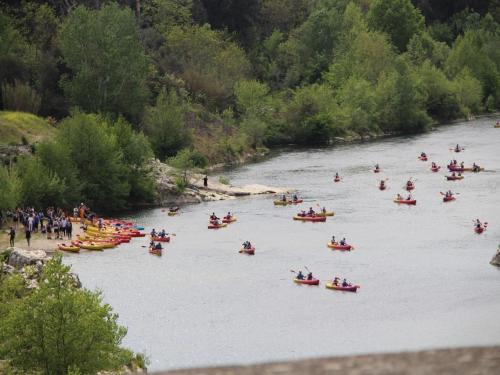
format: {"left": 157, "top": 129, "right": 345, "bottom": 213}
{"left": 222, "top": 216, "right": 237, "bottom": 223}
{"left": 447, "top": 165, "right": 464, "bottom": 172}
{"left": 58, "top": 243, "right": 80, "bottom": 253}
{"left": 465, "top": 167, "right": 484, "bottom": 172}
{"left": 431, "top": 166, "right": 441, "bottom": 172}
{"left": 475, "top": 226, "right": 485, "bottom": 234}
{"left": 208, "top": 222, "right": 228, "bottom": 229}
{"left": 149, "top": 247, "right": 162, "bottom": 256}
{"left": 71, "top": 241, "right": 104, "bottom": 251}
{"left": 167, "top": 211, "right": 178, "bottom": 216}
{"left": 406, "top": 185, "right": 415, "bottom": 191}
{"left": 294, "top": 278, "right": 319, "bottom": 285}
{"left": 325, "top": 282, "right": 359, "bottom": 292}
{"left": 273, "top": 199, "right": 303, "bottom": 205}
{"left": 316, "top": 211, "right": 335, "bottom": 217}
{"left": 239, "top": 247, "right": 255, "bottom": 255}
{"left": 443, "top": 196, "right": 455, "bottom": 202}
{"left": 379, "top": 185, "right": 386, "bottom": 190}
{"left": 495, "top": 124, "right": 500, "bottom": 128}
{"left": 152, "top": 236, "right": 170, "bottom": 242}
{"left": 334, "top": 178, "right": 341, "bottom": 182}
{"left": 446, "top": 175, "right": 464, "bottom": 181}
{"left": 374, "top": 169, "right": 380, "bottom": 173}
{"left": 327, "top": 242, "right": 352, "bottom": 251}
{"left": 99, "top": 241, "right": 117, "bottom": 249}
{"left": 293, "top": 215, "right": 327, "bottom": 222}
{"left": 418, "top": 156, "right": 428, "bottom": 161}
{"left": 134, "top": 226, "right": 145, "bottom": 230}
{"left": 394, "top": 199, "right": 417, "bottom": 205}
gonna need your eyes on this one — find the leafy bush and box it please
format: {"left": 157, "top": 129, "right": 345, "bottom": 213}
{"left": 218, "top": 176, "right": 230, "bottom": 185}
{"left": 1, "top": 80, "right": 41, "bottom": 114}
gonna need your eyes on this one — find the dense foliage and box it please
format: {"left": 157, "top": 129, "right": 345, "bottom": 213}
{"left": 0, "top": 0, "right": 499, "bottom": 183}
{"left": 0, "top": 254, "right": 141, "bottom": 374}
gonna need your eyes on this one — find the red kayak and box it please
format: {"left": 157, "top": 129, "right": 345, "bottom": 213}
{"left": 406, "top": 184, "right": 415, "bottom": 191}
{"left": 334, "top": 178, "right": 340, "bottom": 182}
{"left": 374, "top": 169, "right": 380, "bottom": 173}
{"left": 290, "top": 199, "right": 303, "bottom": 204}
{"left": 327, "top": 242, "right": 352, "bottom": 251}
{"left": 446, "top": 175, "right": 463, "bottom": 181}
{"left": 294, "top": 278, "right": 319, "bottom": 285}
{"left": 475, "top": 226, "right": 485, "bottom": 234}
{"left": 149, "top": 247, "right": 162, "bottom": 256}
{"left": 379, "top": 184, "right": 386, "bottom": 190}
{"left": 448, "top": 164, "right": 464, "bottom": 172}
{"left": 394, "top": 198, "right": 417, "bottom": 205}
{"left": 443, "top": 196, "right": 455, "bottom": 202}
{"left": 418, "top": 156, "right": 428, "bottom": 161}
{"left": 239, "top": 247, "right": 255, "bottom": 255}
{"left": 431, "top": 166, "right": 440, "bottom": 172}
{"left": 152, "top": 236, "right": 170, "bottom": 242}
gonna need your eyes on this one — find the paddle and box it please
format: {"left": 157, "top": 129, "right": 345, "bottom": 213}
{"left": 290, "top": 270, "right": 297, "bottom": 274}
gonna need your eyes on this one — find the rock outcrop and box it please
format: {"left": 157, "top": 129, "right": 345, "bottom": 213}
{"left": 150, "top": 159, "right": 292, "bottom": 206}
{"left": 491, "top": 247, "right": 500, "bottom": 267}
{"left": 7, "top": 247, "right": 48, "bottom": 268}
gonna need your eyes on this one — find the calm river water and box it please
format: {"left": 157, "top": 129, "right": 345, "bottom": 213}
{"left": 65, "top": 117, "right": 500, "bottom": 372}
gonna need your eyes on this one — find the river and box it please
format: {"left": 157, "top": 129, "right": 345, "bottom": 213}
{"left": 64, "top": 117, "right": 500, "bottom": 372}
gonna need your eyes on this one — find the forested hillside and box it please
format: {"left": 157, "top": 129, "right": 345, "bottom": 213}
{"left": 1, "top": 0, "right": 499, "bottom": 211}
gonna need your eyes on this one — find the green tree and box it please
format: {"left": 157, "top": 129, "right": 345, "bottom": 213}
{"left": 0, "top": 254, "right": 130, "bottom": 375}
{"left": 142, "top": 0, "right": 193, "bottom": 34}
{"left": 56, "top": 113, "right": 130, "bottom": 212}
{"left": 143, "top": 89, "right": 191, "bottom": 160}
{"left": 368, "top": 0, "right": 425, "bottom": 52}
{"left": 0, "top": 164, "right": 21, "bottom": 221}
{"left": 58, "top": 4, "right": 150, "bottom": 122}
{"left": 452, "top": 68, "right": 483, "bottom": 116}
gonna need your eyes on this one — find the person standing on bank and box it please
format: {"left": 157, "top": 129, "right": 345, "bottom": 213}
{"left": 9, "top": 227, "right": 15, "bottom": 247}
{"left": 25, "top": 226, "right": 31, "bottom": 247}
{"left": 203, "top": 175, "right": 208, "bottom": 187}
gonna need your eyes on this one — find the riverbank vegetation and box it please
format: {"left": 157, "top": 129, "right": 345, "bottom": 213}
{"left": 1, "top": 0, "right": 499, "bottom": 212}
{"left": 0, "top": 254, "right": 146, "bottom": 374}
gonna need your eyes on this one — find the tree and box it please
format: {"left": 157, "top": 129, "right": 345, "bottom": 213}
{"left": 0, "top": 164, "right": 21, "bottom": 222}
{"left": 58, "top": 3, "right": 150, "bottom": 122}
{"left": 0, "top": 254, "right": 130, "bottom": 374}
{"left": 143, "top": 89, "right": 191, "bottom": 160}
{"left": 452, "top": 68, "right": 483, "bottom": 115}
{"left": 368, "top": 0, "right": 425, "bottom": 52}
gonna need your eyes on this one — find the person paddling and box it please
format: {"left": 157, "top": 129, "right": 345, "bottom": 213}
{"left": 340, "top": 238, "right": 347, "bottom": 246}
{"left": 306, "top": 272, "right": 314, "bottom": 280}
{"left": 331, "top": 235, "right": 336, "bottom": 244}
{"left": 296, "top": 271, "right": 304, "bottom": 280}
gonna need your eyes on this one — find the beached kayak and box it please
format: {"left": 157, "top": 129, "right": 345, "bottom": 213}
{"left": 208, "top": 222, "right": 228, "bottom": 229}
{"left": 222, "top": 216, "right": 237, "bottom": 223}
{"left": 443, "top": 196, "right": 456, "bottom": 202}
{"left": 152, "top": 236, "right": 170, "bottom": 242}
{"left": 58, "top": 243, "right": 80, "bottom": 252}
{"left": 446, "top": 175, "right": 464, "bottom": 181}
{"left": 431, "top": 166, "right": 441, "bottom": 172}
{"left": 325, "top": 282, "right": 359, "bottom": 292}
{"left": 327, "top": 242, "right": 353, "bottom": 251}
{"left": 394, "top": 198, "right": 417, "bottom": 205}
{"left": 239, "top": 247, "right": 255, "bottom": 255}
{"left": 316, "top": 211, "right": 335, "bottom": 217}
{"left": 149, "top": 247, "right": 162, "bottom": 256}
{"left": 293, "top": 215, "right": 327, "bottom": 222}
{"left": 72, "top": 241, "right": 104, "bottom": 251}
{"left": 294, "top": 278, "right": 320, "bottom": 285}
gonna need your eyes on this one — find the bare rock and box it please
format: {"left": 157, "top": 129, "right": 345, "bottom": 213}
{"left": 7, "top": 247, "right": 48, "bottom": 268}
{"left": 491, "top": 248, "right": 500, "bottom": 267}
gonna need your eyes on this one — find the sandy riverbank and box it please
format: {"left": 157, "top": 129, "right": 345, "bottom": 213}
{"left": 1, "top": 221, "right": 85, "bottom": 254}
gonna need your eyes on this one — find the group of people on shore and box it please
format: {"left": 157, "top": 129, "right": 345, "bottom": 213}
{"left": 5, "top": 203, "right": 92, "bottom": 248}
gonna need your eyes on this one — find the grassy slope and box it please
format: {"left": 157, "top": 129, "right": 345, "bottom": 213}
{"left": 0, "top": 111, "right": 56, "bottom": 145}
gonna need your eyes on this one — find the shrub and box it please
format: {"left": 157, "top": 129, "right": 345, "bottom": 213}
{"left": 1, "top": 80, "right": 41, "bottom": 115}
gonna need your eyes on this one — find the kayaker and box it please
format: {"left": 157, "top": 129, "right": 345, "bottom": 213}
{"left": 151, "top": 228, "right": 157, "bottom": 237}
{"left": 155, "top": 243, "right": 163, "bottom": 250}
{"left": 396, "top": 193, "right": 402, "bottom": 200}
{"left": 300, "top": 210, "right": 306, "bottom": 217}
{"left": 472, "top": 162, "right": 480, "bottom": 172}
{"left": 226, "top": 212, "right": 232, "bottom": 219}
{"left": 421, "top": 152, "right": 426, "bottom": 158}
{"left": 431, "top": 162, "right": 436, "bottom": 168}
{"left": 322, "top": 207, "right": 327, "bottom": 214}
{"left": 296, "top": 271, "right": 304, "bottom": 280}
{"left": 308, "top": 207, "right": 315, "bottom": 215}
{"left": 475, "top": 219, "right": 482, "bottom": 229}
{"left": 451, "top": 172, "right": 456, "bottom": 177}
{"left": 340, "top": 238, "right": 346, "bottom": 246}
{"left": 406, "top": 194, "right": 412, "bottom": 200}
{"left": 455, "top": 144, "right": 460, "bottom": 152}
{"left": 406, "top": 180, "right": 413, "bottom": 187}
{"left": 375, "top": 164, "right": 379, "bottom": 170}
{"left": 159, "top": 229, "right": 166, "bottom": 237}
{"left": 306, "top": 272, "right": 314, "bottom": 280}
{"left": 342, "top": 279, "right": 349, "bottom": 287}
{"left": 380, "top": 180, "right": 385, "bottom": 187}
{"left": 210, "top": 213, "right": 218, "bottom": 221}
{"left": 282, "top": 194, "right": 287, "bottom": 202}
{"left": 335, "top": 172, "right": 339, "bottom": 179}
{"left": 333, "top": 277, "right": 340, "bottom": 286}
{"left": 292, "top": 194, "right": 298, "bottom": 202}
{"left": 331, "top": 235, "right": 336, "bottom": 244}
{"left": 150, "top": 240, "right": 155, "bottom": 247}
{"left": 460, "top": 161, "right": 464, "bottom": 168}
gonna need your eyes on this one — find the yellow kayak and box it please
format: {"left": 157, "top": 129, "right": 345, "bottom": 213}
{"left": 168, "top": 211, "right": 178, "bottom": 216}
{"left": 75, "top": 241, "right": 104, "bottom": 251}
{"left": 58, "top": 243, "right": 80, "bottom": 253}
{"left": 494, "top": 124, "right": 500, "bottom": 128}
{"left": 273, "top": 200, "right": 289, "bottom": 205}
{"left": 316, "top": 211, "right": 334, "bottom": 217}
